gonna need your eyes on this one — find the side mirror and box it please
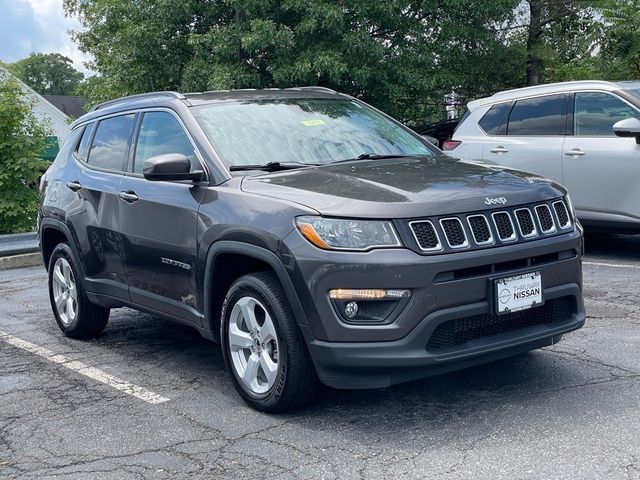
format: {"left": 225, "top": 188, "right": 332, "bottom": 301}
{"left": 613, "top": 118, "right": 640, "bottom": 144}
{"left": 142, "top": 153, "right": 203, "bottom": 182}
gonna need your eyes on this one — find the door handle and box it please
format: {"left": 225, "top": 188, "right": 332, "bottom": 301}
{"left": 564, "top": 148, "right": 585, "bottom": 157}
{"left": 489, "top": 146, "right": 509, "bottom": 154}
{"left": 65, "top": 181, "right": 82, "bottom": 192}
{"left": 118, "top": 191, "right": 139, "bottom": 203}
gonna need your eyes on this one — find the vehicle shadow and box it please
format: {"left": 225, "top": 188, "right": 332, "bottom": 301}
{"left": 584, "top": 231, "right": 640, "bottom": 262}
{"left": 94, "top": 310, "right": 609, "bottom": 436}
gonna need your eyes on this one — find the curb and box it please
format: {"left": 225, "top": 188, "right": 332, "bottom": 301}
{"left": 0, "top": 253, "right": 43, "bottom": 270}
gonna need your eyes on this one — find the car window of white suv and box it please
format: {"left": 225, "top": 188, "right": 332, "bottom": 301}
{"left": 574, "top": 92, "right": 640, "bottom": 136}
{"left": 478, "top": 102, "right": 512, "bottom": 135}
{"left": 507, "top": 94, "right": 568, "bottom": 136}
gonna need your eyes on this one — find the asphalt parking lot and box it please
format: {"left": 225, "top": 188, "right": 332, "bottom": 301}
{"left": 1, "top": 233, "right": 639, "bottom": 479}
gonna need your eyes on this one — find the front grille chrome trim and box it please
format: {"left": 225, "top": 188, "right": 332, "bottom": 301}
{"left": 409, "top": 220, "right": 443, "bottom": 252}
{"left": 552, "top": 201, "right": 572, "bottom": 229}
{"left": 535, "top": 204, "right": 557, "bottom": 234}
{"left": 439, "top": 217, "right": 469, "bottom": 249}
{"left": 491, "top": 211, "right": 517, "bottom": 242}
{"left": 466, "top": 214, "right": 494, "bottom": 246}
{"left": 514, "top": 208, "right": 538, "bottom": 239}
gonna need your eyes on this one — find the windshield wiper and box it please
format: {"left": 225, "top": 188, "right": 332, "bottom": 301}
{"left": 329, "top": 153, "right": 424, "bottom": 165}
{"left": 229, "top": 161, "right": 320, "bottom": 172}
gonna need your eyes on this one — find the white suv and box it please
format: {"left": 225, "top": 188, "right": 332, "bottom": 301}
{"left": 449, "top": 80, "right": 640, "bottom": 232}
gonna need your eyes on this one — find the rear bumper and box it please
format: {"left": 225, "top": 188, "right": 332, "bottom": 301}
{"left": 302, "top": 283, "right": 585, "bottom": 389}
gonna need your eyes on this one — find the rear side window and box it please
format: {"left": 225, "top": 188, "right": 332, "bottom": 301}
{"left": 507, "top": 94, "right": 568, "bottom": 136}
{"left": 478, "top": 102, "right": 512, "bottom": 135}
{"left": 133, "top": 112, "right": 196, "bottom": 174}
{"left": 75, "top": 123, "right": 95, "bottom": 161}
{"left": 88, "top": 114, "right": 136, "bottom": 171}
{"left": 574, "top": 92, "right": 640, "bottom": 136}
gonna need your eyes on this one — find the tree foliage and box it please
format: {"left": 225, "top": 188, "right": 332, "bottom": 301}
{"left": 7, "top": 53, "right": 84, "bottom": 96}
{"left": 0, "top": 74, "right": 50, "bottom": 234}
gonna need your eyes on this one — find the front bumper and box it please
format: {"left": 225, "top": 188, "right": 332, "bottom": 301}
{"left": 283, "top": 228, "right": 585, "bottom": 389}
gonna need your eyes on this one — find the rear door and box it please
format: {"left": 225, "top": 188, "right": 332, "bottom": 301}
{"left": 562, "top": 91, "right": 640, "bottom": 225}
{"left": 117, "top": 110, "right": 207, "bottom": 325}
{"left": 483, "top": 94, "right": 569, "bottom": 182}
{"left": 62, "top": 114, "right": 136, "bottom": 299}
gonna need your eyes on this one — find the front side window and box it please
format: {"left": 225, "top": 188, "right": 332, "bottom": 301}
{"left": 574, "top": 92, "right": 640, "bottom": 136}
{"left": 88, "top": 114, "right": 136, "bottom": 171}
{"left": 133, "top": 112, "right": 196, "bottom": 173}
{"left": 507, "top": 94, "right": 568, "bottom": 136}
{"left": 192, "top": 99, "right": 433, "bottom": 167}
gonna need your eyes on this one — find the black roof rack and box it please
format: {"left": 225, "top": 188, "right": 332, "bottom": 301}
{"left": 91, "top": 91, "right": 186, "bottom": 111}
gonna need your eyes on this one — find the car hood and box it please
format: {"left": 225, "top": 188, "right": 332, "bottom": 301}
{"left": 240, "top": 156, "right": 566, "bottom": 218}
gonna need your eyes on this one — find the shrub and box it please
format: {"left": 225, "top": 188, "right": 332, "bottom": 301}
{"left": 0, "top": 75, "right": 50, "bottom": 234}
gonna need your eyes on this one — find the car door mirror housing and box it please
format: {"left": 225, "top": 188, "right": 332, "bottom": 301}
{"left": 142, "top": 154, "right": 203, "bottom": 181}
{"left": 613, "top": 118, "right": 640, "bottom": 143}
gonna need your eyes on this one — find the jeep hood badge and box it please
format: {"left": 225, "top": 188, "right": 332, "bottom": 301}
{"left": 484, "top": 196, "right": 507, "bottom": 206}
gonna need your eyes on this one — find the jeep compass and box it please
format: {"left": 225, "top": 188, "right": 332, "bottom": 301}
{"left": 38, "top": 87, "right": 586, "bottom": 411}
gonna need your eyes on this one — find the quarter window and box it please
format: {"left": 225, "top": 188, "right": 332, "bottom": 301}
{"left": 75, "top": 123, "right": 95, "bottom": 161}
{"left": 479, "top": 102, "right": 512, "bottom": 135}
{"left": 133, "top": 112, "right": 196, "bottom": 174}
{"left": 88, "top": 114, "right": 136, "bottom": 171}
{"left": 574, "top": 92, "right": 640, "bottom": 136}
{"left": 507, "top": 94, "right": 568, "bottom": 136}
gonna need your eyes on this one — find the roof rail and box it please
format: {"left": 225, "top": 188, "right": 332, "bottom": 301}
{"left": 287, "top": 86, "right": 337, "bottom": 94}
{"left": 91, "top": 91, "right": 186, "bottom": 111}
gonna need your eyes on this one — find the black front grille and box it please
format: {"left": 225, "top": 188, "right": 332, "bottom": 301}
{"left": 535, "top": 205, "right": 555, "bottom": 232}
{"left": 554, "top": 201, "right": 570, "bottom": 227}
{"left": 468, "top": 215, "right": 491, "bottom": 243}
{"left": 441, "top": 218, "right": 467, "bottom": 247}
{"left": 515, "top": 209, "right": 535, "bottom": 236}
{"left": 493, "top": 212, "right": 514, "bottom": 240}
{"left": 411, "top": 221, "right": 440, "bottom": 250}
{"left": 426, "top": 297, "right": 575, "bottom": 351}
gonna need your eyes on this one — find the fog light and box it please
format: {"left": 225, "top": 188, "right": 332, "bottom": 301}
{"left": 329, "top": 289, "right": 411, "bottom": 300}
{"left": 344, "top": 301, "right": 359, "bottom": 319}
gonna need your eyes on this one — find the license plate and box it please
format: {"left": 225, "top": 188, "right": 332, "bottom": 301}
{"left": 495, "top": 272, "right": 542, "bottom": 314}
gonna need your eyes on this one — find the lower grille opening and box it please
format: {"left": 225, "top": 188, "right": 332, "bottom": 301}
{"left": 426, "top": 297, "right": 575, "bottom": 352}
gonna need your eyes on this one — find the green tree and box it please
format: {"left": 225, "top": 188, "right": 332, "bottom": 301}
{"left": 7, "top": 53, "right": 84, "bottom": 96}
{"left": 596, "top": 0, "right": 640, "bottom": 79}
{"left": 65, "top": 0, "right": 520, "bottom": 125}
{"left": 0, "top": 74, "right": 50, "bottom": 234}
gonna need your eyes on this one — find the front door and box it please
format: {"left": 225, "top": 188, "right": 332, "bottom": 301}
{"left": 562, "top": 91, "right": 640, "bottom": 225}
{"left": 117, "top": 110, "right": 206, "bottom": 324}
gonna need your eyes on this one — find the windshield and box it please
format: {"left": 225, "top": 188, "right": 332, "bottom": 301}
{"left": 192, "top": 98, "right": 433, "bottom": 167}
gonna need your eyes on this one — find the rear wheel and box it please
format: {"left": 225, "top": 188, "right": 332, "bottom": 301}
{"left": 221, "top": 272, "right": 319, "bottom": 412}
{"left": 48, "top": 243, "right": 109, "bottom": 339}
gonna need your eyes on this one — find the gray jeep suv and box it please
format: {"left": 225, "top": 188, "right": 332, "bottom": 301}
{"left": 38, "top": 87, "right": 586, "bottom": 411}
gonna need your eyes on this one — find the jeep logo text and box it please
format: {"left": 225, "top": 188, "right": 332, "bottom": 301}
{"left": 484, "top": 196, "right": 507, "bottom": 206}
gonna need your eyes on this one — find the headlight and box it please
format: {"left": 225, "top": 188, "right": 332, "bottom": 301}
{"left": 296, "top": 216, "right": 402, "bottom": 251}
{"left": 565, "top": 193, "right": 576, "bottom": 222}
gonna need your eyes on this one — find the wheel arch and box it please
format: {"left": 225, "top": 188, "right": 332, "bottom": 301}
{"left": 39, "top": 219, "right": 84, "bottom": 277}
{"left": 203, "top": 241, "right": 309, "bottom": 343}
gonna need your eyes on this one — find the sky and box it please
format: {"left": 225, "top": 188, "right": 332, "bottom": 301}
{"left": 0, "top": 0, "right": 92, "bottom": 75}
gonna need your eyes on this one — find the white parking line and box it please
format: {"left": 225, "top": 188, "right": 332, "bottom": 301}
{"left": 0, "top": 331, "right": 170, "bottom": 405}
{"left": 583, "top": 261, "right": 640, "bottom": 270}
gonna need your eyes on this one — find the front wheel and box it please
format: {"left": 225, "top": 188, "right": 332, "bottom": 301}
{"left": 220, "top": 272, "right": 319, "bottom": 412}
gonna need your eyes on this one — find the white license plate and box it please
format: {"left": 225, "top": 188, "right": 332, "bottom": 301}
{"left": 495, "top": 272, "right": 542, "bottom": 314}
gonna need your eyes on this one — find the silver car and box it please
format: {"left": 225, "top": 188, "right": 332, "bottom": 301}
{"left": 450, "top": 80, "right": 640, "bottom": 232}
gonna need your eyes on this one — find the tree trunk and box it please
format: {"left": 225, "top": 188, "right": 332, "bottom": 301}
{"left": 526, "top": 0, "right": 543, "bottom": 86}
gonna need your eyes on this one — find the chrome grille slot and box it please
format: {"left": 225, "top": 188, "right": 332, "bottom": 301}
{"left": 514, "top": 208, "right": 537, "bottom": 238}
{"left": 492, "top": 212, "right": 516, "bottom": 242}
{"left": 535, "top": 204, "right": 556, "bottom": 233}
{"left": 553, "top": 201, "right": 571, "bottom": 228}
{"left": 410, "top": 220, "right": 442, "bottom": 251}
{"left": 440, "top": 218, "right": 468, "bottom": 248}
{"left": 467, "top": 215, "right": 493, "bottom": 245}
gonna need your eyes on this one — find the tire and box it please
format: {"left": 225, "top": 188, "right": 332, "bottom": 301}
{"left": 47, "top": 243, "right": 109, "bottom": 339}
{"left": 220, "top": 271, "right": 320, "bottom": 412}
